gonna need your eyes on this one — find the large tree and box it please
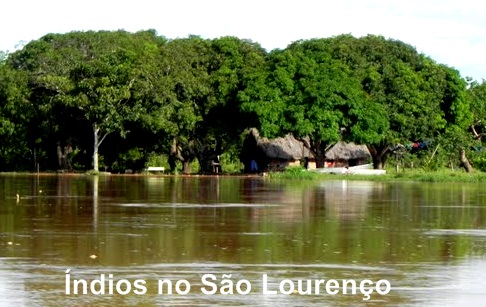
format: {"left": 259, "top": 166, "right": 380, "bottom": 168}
{"left": 196, "top": 36, "right": 267, "bottom": 172}
{"left": 138, "top": 36, "right": 267, "bottom": 173}
{"left": 136, "top": 35, "right": 212, "bottom": 173}
{"left": 240, "top": 35, "right": 471, "bottom": 169}
{"left": 240, "top": 38, "right": 388, "bottom": 167}
{"left": 8, "top": 30, "right": 164, "bottom": 171}
{"left": 468, "top": 80, "right": 486, "bottom": 141}
{"left": 328, "top": 35, "right": 471, "bottom": 169}
{"left": 0, "top": 61, "right": 33, "bottom": 170}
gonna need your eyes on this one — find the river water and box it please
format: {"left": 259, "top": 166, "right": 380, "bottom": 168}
{"left": 1, "top": 175, "right": 486, "bottom": 306}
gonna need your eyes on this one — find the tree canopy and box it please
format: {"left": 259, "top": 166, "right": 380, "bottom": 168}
{"left": 240, "top": 38, "right": 389, "bottom": 167}
{"left": 0, "top": 30, "right": 483, "bottom": 172}
{"left": 240, "top": 35, "right": 470, "bottom": 169}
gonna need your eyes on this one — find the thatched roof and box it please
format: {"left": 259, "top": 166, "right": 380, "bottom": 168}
{"left": 250, "top": 128, "right": 312, "bottom": 160}
{"left": 245, "top": 129, "right": 370, "bottom": 161}
{"left": 325, "top": 142, "right": 370, "bottom": 160}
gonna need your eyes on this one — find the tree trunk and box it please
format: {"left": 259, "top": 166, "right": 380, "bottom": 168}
{"left": 195, "top": 141, "right": 213, "bottom": 173}
{"left": 170, "top": 138, "right": 183, "bottom": 173}
{"left": 93, "top": 123, "right": 99, "bottom": 172}
{"left": 182, "top": 160, "right": 192, "bottom": 174}
{"left": 196, "top": 138, "right": 223, "bottom": 174}
{"left": 306, "top": 141, "right": 323, "bottom": 168}
{"left": 92, "top": 123, "right": 110, "bottom": 172}
{"left": 460, "top": 149, "right": 474, "bottom": 173}
{"left": 367, "top": 144, "right": 390, "bottom": 170}
{"left": 170, "top": 137, "right": 196, "bottom": 174}
{"left": 168, "top": 154, "right": 177, "bottom": 173}
{"left": 315, "top": 155, "right": 326, "bottom": 168}
{"left": 197, "top": 152, "right": 220, "bottom": 174}
{"left": 299, "top": 138, "right": 330, "bottom": 168}
{"left": 314, "top": 142, "right": 327, "bottom": 168}
{"left": 372, "top": 155, "right": 386, "bottom": 170}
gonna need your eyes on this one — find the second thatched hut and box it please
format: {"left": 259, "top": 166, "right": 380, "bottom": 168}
{"left": 324, "top": 142, "right": 371, "bottom": 167}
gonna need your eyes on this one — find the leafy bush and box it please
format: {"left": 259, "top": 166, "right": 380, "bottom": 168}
{"left": 219, "top": 152, "right": 243, "bottom": 174}
{"left": 146, "top": 152, "right": 201, "bottom": 174}
{"left": 146, "top": 152, "right": 170, "bottom": 169}
{"left": 111, "top": 147, "right": 146, "bottom": 172}
{"left": 471, "top": 151, "right": 486, "bottom": 172}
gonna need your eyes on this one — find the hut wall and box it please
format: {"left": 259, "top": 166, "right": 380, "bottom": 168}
{"left": 333, "top": 159, "right": 349, "bottom": 167}
{"left": 307, "top": 161, "right": 317, "bottom": 170}
{"left": 288, "top": 160, "right": 301, "bottom": 167}
{"left": 325, "top": 158, "right": 370, "bottom": 168}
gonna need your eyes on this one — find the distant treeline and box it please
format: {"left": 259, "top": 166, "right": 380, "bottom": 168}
{"left": 1, "top": 30, "right": 486, "bottom": 173}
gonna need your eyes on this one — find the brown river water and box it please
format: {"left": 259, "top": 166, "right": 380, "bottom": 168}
{"left": 1, "top": 174, "right": 486, "bottom": 306}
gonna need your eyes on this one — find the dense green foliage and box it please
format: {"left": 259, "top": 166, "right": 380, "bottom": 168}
{"left": 241, "top": 35, "right": 472, "bottom": 169}
{"left": 0, "top": 30, "right": 484, "bottom": 173}
{"left": 240, "top": 38, "right": 389, "bottom": 167}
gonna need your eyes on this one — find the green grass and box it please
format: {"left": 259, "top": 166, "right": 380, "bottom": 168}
{"left": 268, "top": 166, "right": 486, "bottom": 183}
{"left": 269, "top": 166, "right": 321, "bottom": 180}
{"left": 389, "top": 168, "right": 486, "bottom": 182}
{"left": 5, "top": 165, "right": 486, "bottom": 183}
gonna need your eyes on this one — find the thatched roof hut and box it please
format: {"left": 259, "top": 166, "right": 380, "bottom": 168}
{"left": 240, "top": 128, "right": 312, "bottom": 172}
{"left": 325, "top": 142, "right": 370, "bottom": 166}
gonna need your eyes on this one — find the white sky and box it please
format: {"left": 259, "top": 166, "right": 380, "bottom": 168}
{"left": 2, "top": 0, "right": 485, "bottom": 81}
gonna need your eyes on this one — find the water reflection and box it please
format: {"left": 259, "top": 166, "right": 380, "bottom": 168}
{"left": 93, "top": 175, "right": 99, "bottom": 231}
{"left": 0, "top": 175, "right": 486, "bottom": 306}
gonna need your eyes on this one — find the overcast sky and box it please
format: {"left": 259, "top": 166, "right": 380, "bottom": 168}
{"left": 2, "top": 0, "right": 485, "bottom": 81}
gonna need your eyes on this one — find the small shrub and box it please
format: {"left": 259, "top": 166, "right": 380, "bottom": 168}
{"left": 146, "top": 152, "right": 171, "bottom": 170}
{"left": 472, "top": 151, "right": 486, "bottom": 172}
{"left": 219, "top": 153, "right": 243, "bottom": 174}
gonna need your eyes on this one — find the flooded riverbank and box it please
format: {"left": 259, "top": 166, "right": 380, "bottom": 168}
{"left": 1, "top": 175, "right": 486, "bottom": 306}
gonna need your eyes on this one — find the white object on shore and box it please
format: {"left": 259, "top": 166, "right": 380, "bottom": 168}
{"left": 314, "top": 164, "right": 386, "bottom": 175}
{"left": 147, "top": 167, "right": 165, "bottom": 173}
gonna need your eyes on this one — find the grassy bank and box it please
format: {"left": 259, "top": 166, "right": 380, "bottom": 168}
{"left": 269, "top": 166, "right": 486, "bottom": 183}
{"left": 3, "top": 167, "right": 486, "bottom": 183}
